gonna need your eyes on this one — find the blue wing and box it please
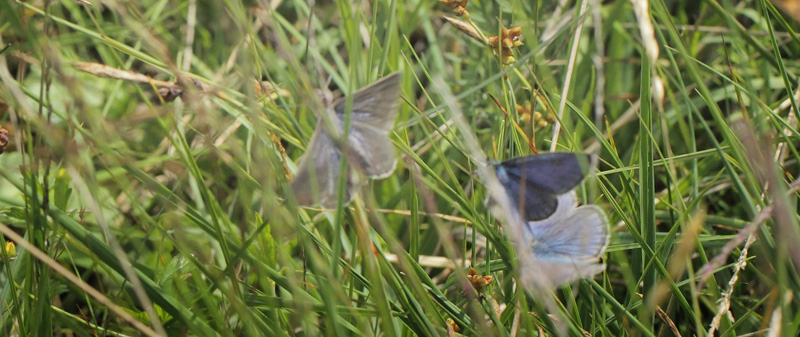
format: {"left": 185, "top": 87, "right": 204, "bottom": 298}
{"left": 529, "top": 202, "right": 610, "bottom": 260}
{"left": 494, "top": 152, "right": 591, "bottom": 221}
{"left": 515, "top": 193, "right": 610, "bottom": 288}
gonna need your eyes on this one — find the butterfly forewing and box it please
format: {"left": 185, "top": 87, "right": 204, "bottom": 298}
{"left": 498, "top": 152, "right": 591, "bottom": 194}
{"left": 495, "top": 168, "right": 558, "bottom": 221}
{"left": 333, "top": 72, "right": 402, "bottom": 132}
{"left": 495, "top": 152, "right": 591, "bottom": 221}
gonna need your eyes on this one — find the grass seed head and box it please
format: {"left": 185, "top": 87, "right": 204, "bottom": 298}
{"left": 440, "top": 0, "right": 470, "bottom": 18}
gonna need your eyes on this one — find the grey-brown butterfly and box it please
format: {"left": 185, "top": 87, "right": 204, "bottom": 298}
{"left": 291, "top": 72, "right": 402, "bottom": 208}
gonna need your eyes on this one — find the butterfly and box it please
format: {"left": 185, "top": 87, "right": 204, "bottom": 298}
{"left": 492, "top": 152, "right": 610, "bottom": 288}
{"left": 291, "top": 72, "right": 402, "bottom": 208}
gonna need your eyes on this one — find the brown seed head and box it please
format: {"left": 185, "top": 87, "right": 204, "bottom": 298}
{"left": 466, "top": 268, "right": 493, "bottom": 295}
{"left": 0, "top": 127, "right": 9, "bottom": 154}
{"left": 441, "top": 0, "right": 469, "bottom": 17}
{"left": 487, "top": 25, "right": 523, "bottom": 64}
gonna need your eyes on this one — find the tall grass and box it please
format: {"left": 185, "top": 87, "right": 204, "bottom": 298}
{"left": 1, "top": 0, "right": 800, "bottom": 335}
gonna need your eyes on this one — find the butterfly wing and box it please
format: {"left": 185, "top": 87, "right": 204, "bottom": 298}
{"left": 520, "top": 191, "right": 578, "bottom": 241}
{"left": 348, "top": 123, "right": 398, "bottom": 178}
{"left": 519, "top": 256, "right": 606, "bottom": 287}
{"left": 497, "top": 152, "right": 591, "bottom": 195}
{"left": 518, "top": 196, "right": 609, "bottom": 287}
{"left": 333, "top": 72, "right": 402, "bottom": 133}
{"left": 495, "top": 153, "right": 591, "bottom": 221}
{"left": 529, "top": 202, "right": 610, "bottom": 259}
{"left": 290, "top": 129, "right": 359, "bottom": 207}
{"left": 333, "top": 72, "right": 403, "bottom": 179}
{"left": 495, "top": 166, "right": 559, "bottom": 221}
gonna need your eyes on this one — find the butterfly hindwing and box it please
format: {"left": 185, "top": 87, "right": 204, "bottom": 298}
{"left": 348, "top": 122, "right": 398, "bottom": 179}
{"left": 529, "top": 202, "right": 610, "bottom": 259}
{"left": 291, "top": 130, "right": 359, "bottom": 207}
{"left": 519, "top": 192, "right": 610, "bottom": 287}
{"left": 520, "top": 255, "right": 606, "bottom": 287}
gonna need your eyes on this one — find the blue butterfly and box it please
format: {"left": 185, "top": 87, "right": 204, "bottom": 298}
{"left": 492, "top": 152, "right": 610, "bottom": 287}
